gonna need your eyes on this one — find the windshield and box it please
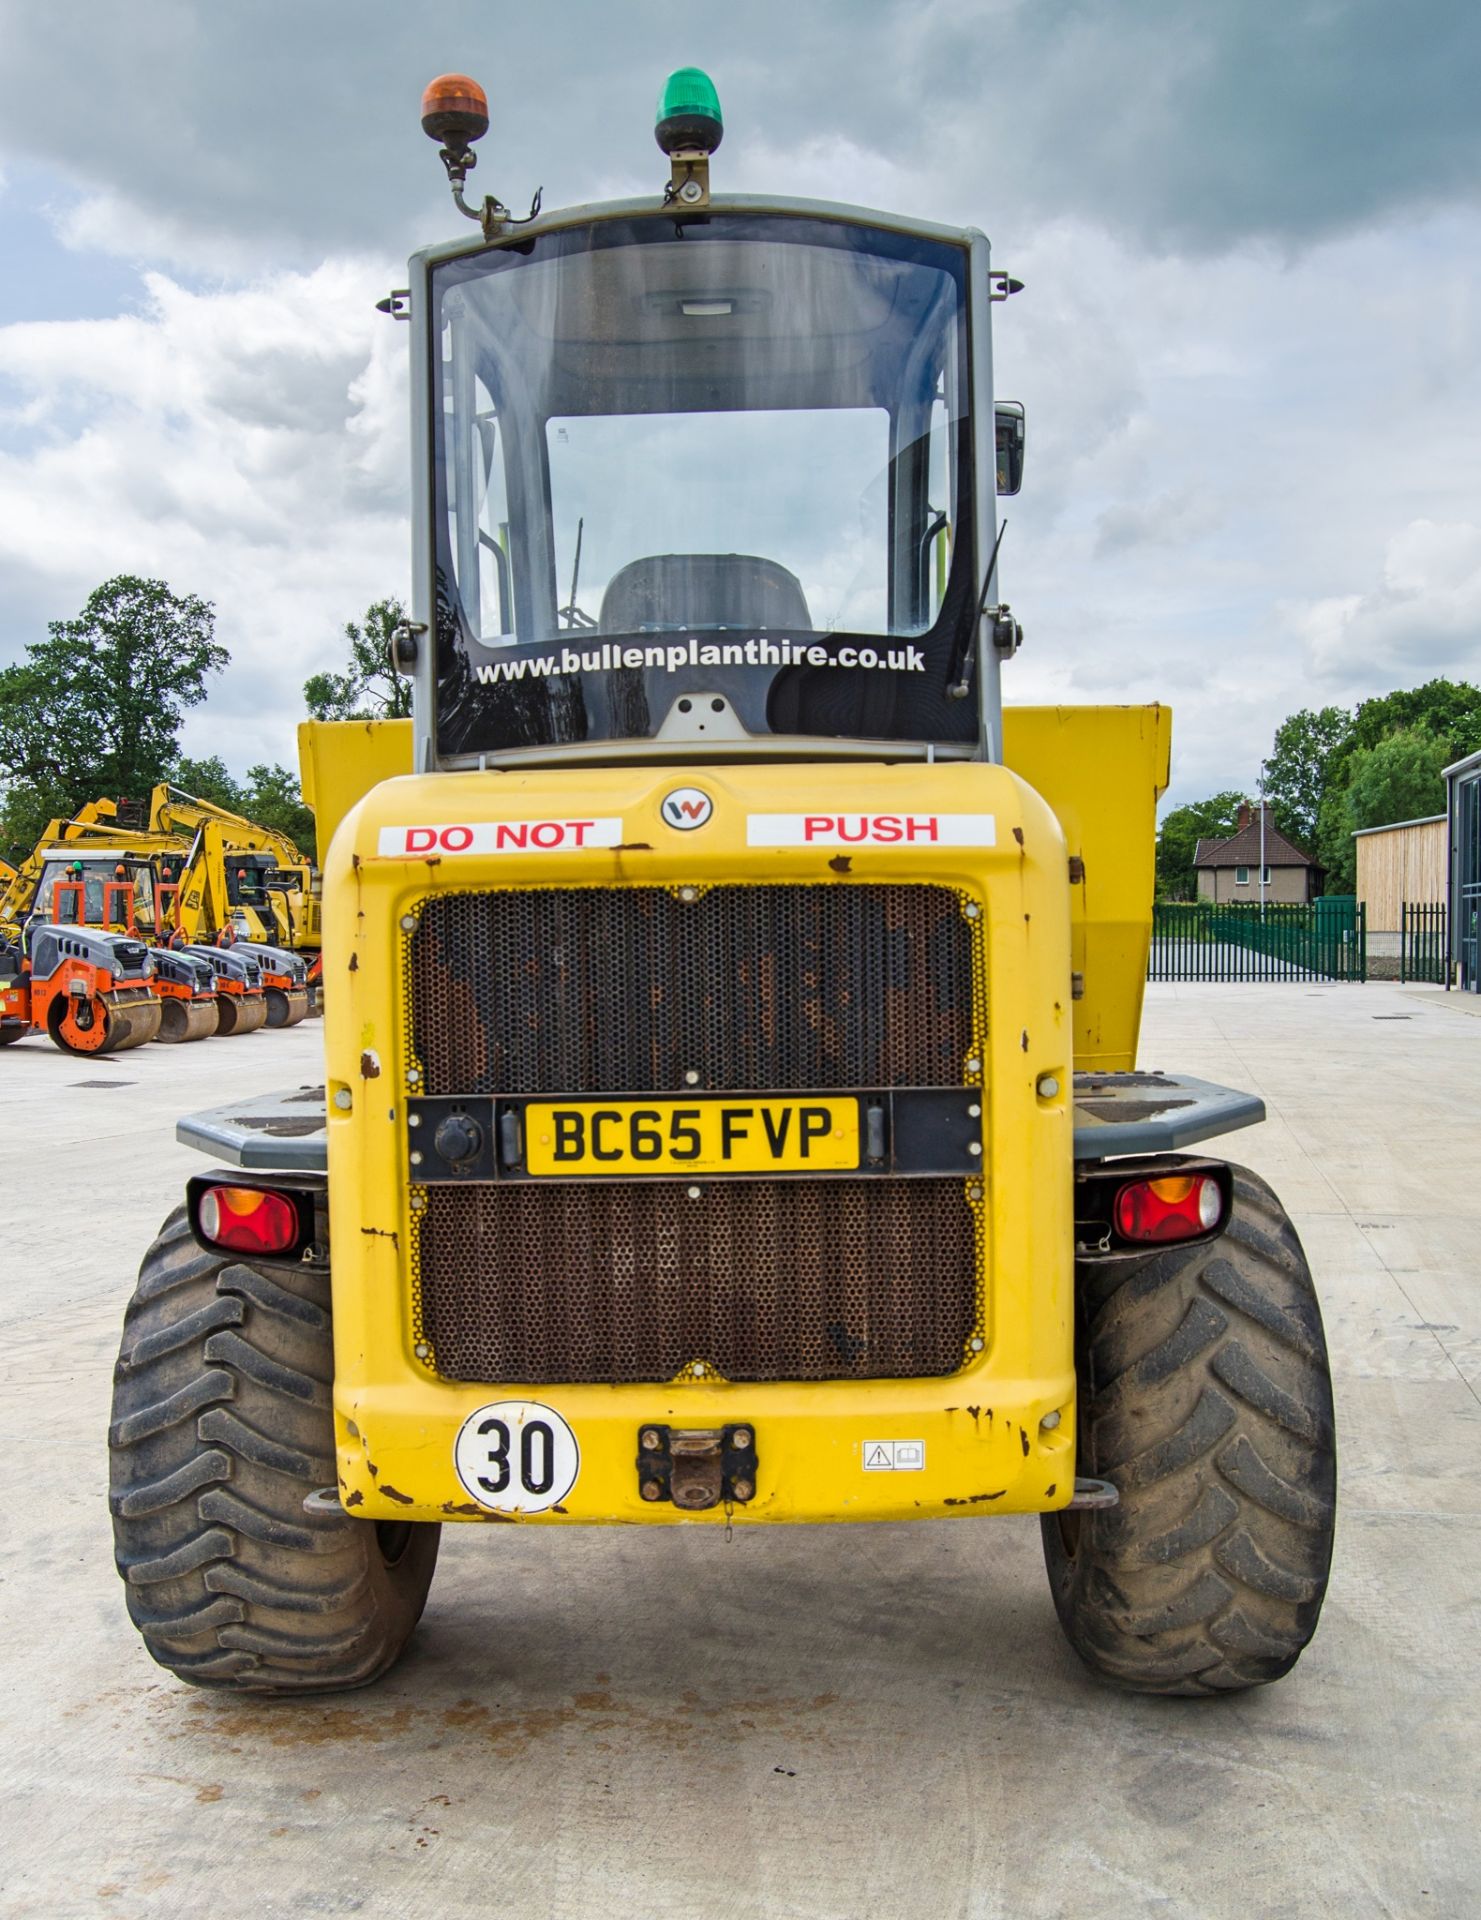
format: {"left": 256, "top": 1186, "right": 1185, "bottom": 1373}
{"left": 430, "top": 213, "right": 979, "bottom": 757}
{"left": 37, "top": 857, "right": 156, "bottom": 931}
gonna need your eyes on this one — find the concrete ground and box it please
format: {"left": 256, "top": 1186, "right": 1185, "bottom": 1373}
{"left": 1, "top": 983, "right": 1477, "bottom": 1919}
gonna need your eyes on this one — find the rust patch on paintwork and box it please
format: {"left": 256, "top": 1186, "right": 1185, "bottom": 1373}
{"left": 828, "top": 855, "right": 852, "bottom": 874}
{"left": 379, "top": 1484, "right": 414, "bottom": 1505}
{"left": 360, "top": 1051, "right": 382, "bottom": 1079}
{"left": 344, "top": 1489, "right": 364, "bottom": 1509}
{"left": 943, "top": 1490, "right": 1005, "bottom": 1505}
{"left": 1012, "top": 827, "right": 1025, "bottom": 847}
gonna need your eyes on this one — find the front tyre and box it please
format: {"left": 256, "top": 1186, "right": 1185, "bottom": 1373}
{"left": 109, "top": 1207, "right": 439, "bottom": 1693}
{"left": 1043, "top": 1165, "right": 1335, "bottom": 1695}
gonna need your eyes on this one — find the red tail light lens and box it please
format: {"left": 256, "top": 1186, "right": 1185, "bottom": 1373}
{"left": 197, "top": 1184, "right": 300, "bottom": 1255}
{"left": 1114, "top": 1174, "right": 1223, "bottom": 1244}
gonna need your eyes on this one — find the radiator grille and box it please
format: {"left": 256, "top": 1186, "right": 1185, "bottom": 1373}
{"left": 406, "top": 881, "right": 982, "bottom": 1385}
{"left": 413, "top": 1178, "right": 979, "bottom": 1384}
{"left": 408, "top": 883, "right": 975, "bottom": 1095}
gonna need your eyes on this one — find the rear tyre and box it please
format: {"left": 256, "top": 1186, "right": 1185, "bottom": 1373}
{"left": 109, "top": 1206, "right": 440, "bottom": 1693}
{"left": 0, "top": 1022, "right": 25, "bottom": 1046}
{"left": 1042, "top": 1164, "right": 1335, "bottom": 1695}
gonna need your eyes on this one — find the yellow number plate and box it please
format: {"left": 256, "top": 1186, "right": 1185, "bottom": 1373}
{"left": 524, "top": 1097, "right": 860, "bottom": 1176}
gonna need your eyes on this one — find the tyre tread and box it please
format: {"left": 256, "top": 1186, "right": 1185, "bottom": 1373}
{"left": 109, "top": 1211, "right": 439, "bottom": 1694}
{"left": 1042, "top": 1163, "right": 1336, "bottom": 1695}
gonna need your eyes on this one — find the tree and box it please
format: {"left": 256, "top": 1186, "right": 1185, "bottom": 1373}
{"left": 1316, "top": 727, "right": 1451, "bottom": 893}
{"left": 1156, "top": 790, "right": 1248, "bottom": 901}
{"left": 0, "top": 577, "right": 226, "bottom": 810}
{"left": 173, "top": 754, "right": 248, "bottom": 814}
{"left": 1265, "top": 677, "right": 1481, "bottom": 894}
{"left": 1262, "top": 706, "right": 1351, "bottom": 851}
{"left": 242, "top": 763, "right": 316, "bottom": 855}
{"left": 0, "top": 576, "right": 227, "bottom": 861}
{"left": 1347, "top": 678, "right": 1481, "bottom": 762}
{"left": 304, "top": 597, "right": 412, "bottom": 721}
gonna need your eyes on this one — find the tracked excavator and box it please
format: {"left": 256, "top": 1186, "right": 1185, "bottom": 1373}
{"left": 149, "top": 785, "right": 321, "bottom": 956}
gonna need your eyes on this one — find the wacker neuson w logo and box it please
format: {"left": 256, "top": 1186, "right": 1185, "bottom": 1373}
{"left": 476, "top": 637, "right": 927, "bottom": 685}
{"left": 661, "top": 788, "right": 713, "bottom": 829}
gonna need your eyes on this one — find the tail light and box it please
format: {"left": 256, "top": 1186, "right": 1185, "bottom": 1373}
{"left": 1114, "top": 1173, "right": 1224, "bottom": 1244}
{"left": 191, "top": 1180, "right": 314, "bottom": 1258}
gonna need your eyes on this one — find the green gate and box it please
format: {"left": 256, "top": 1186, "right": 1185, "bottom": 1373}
{"left": 1399, "top": 902, "right": 1448, "bottom": 984}
{"left": 1150, "top": 900, "right": 1367, "bottom": 982}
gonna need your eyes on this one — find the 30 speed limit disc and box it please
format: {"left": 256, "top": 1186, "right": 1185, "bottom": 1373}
{"left": 453, "top": 1400, "right": 580, "bottom": 1514}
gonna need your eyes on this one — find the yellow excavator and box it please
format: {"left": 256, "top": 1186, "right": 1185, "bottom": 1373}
{"left": 148, "top": 786, "right": 321, "bottom": 955}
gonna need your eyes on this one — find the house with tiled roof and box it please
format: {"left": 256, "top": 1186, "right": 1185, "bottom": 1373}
{"left": 1194, "top": 803, "right": 1322, "bottom": 904}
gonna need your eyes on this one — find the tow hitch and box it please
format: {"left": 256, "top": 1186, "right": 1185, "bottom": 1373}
{"left": 636, "top": 1424, "right": 758, "bottom": 1510}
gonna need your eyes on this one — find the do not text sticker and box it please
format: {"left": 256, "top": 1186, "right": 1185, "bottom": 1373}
{"left": 454, "top": 1400, "right": 580, "bottom": 1514}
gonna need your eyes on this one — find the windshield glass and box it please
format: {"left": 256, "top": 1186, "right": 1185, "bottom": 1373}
{"left": 430, "top": 214, "right": 979, "bottom": 756}
{"left": 36, "top": 857, "right": 156, "bottom": 930}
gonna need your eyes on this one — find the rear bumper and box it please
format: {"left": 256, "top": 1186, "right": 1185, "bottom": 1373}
{"left": 334, "top": 1369, "right": 1077, "bottom": 1524}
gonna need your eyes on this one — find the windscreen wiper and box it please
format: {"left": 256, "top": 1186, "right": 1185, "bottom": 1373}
{"left": 558, "top": 516, "right": 598, "bottom": 630}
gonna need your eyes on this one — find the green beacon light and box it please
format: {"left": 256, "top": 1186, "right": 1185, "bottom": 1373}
{"left": 655, "top": 67, "right": 723, "bottom": 158}
{"left": 656, "top": 68, "right": 722, "bottom": 208}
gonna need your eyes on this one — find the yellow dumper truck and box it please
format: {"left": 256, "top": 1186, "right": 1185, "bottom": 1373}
{"left": 109, "top": 71, "right": 1335, "bottom": 1697}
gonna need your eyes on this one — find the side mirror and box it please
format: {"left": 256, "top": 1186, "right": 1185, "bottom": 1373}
{"left": 995, "top": 401, "right": 1025, "bottom": 496}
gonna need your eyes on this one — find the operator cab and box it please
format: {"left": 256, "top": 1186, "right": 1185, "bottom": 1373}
{"left": 33, "top": 853, "right": 158, "bottom": 938}
{"left": 226, "top": 856, "right": 278, "bottom": 910}
{"left": 413, "top": 123, "right": 1023, "bottom": 768}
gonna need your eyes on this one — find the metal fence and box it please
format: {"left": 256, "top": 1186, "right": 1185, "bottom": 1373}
{"left": 1399, "top": 902, "right": 1449, "bottom": 984}
{"left": 1149, "top": 900, "right": 1367, "bottom": 982}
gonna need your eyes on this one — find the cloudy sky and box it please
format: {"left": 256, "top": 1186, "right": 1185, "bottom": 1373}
{"left": 1, "top": 0, "right": 1478, "bottom": 806}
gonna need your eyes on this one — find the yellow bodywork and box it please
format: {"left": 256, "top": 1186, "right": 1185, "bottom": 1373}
{"left": 298, "top": 718, "right": 419, "bottom": 869}
{"left": 313, "top": 708, "right": 1166, "bottom": 1528}
{"left": 1003, "top": 704, "right": 1170, "bottom": 1072}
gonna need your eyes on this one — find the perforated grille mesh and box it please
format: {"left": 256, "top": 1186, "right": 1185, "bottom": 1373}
{"left": 408, "top": 883, "right": 974, "bottom": 1095}
{"left": 413, "top": 1179, "right": 979, "bottom": 1384}
{"left": 405, "top": 881, "right": 983, "bottom": 1385}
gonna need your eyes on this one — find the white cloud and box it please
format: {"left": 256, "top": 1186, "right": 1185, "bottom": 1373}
{"left": 1287, "top": 520, "right": 1481, "bottom": 687}
{"left": 0, "top": 7, "right": 1478, "bottom": 811}
{"left": 0, "top": 259, "right": 410, "bottom": 769}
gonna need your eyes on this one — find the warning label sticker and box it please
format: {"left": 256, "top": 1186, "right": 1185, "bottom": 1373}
{"left": 862, "top": 1440, "right": 926, "bottom": 1472}
{"left": 377, "top": 818, "right": 623, "bottom": 857}
{"left": 746, "top": 813, "right": 995, "bottom": 848}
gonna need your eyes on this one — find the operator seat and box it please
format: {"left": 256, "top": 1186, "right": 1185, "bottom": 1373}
{"left": 599, "top": 553, "right": 812, "bottom": 633}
